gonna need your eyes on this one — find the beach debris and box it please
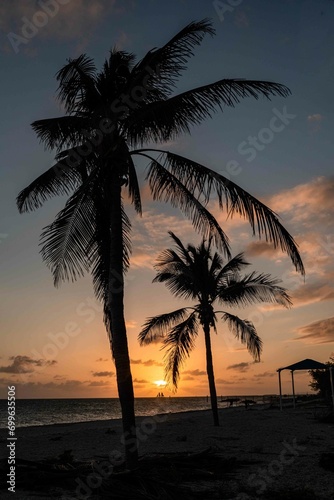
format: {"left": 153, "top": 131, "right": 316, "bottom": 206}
{"left": 220, "top": 398, "right": 241, "bottom": 407}
{"left": 242, "top": 399, "right": 256, "bottom": 409}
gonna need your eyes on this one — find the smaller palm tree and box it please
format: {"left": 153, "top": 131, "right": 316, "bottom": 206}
{"left": 139, "top": 232, "right": 292, "bottom": 426}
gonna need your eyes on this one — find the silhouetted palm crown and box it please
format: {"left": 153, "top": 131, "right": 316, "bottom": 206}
{"left": 139, "top": 232, "right": 292, "bottom": 387}
{"left": 17, "top": 19, "right": 304, "bottom": 294}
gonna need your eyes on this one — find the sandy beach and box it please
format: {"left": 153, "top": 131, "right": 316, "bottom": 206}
{"left": 1, "top": 406, "right": 333, "bottom": 499}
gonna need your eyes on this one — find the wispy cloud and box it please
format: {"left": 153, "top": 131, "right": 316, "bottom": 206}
{"left": 1, "top": 0, "right": 118, "bottom": 54}
{"left": 253, "top": 371, "right": 275, "bottom": 378}
{"left": 0, "top": 377, "right": 111, "bottom": 393}
{"left": 133, "top": 378, "right": 149, "bottom": 384}
{"left": 130, "top": 211, "right": 194, "bottom": 269}
{"left": 0, "top": 355, "right": 56, "bottom": 374}
{"left": 91, "top": 371, "right": 114, "bottom": 377}
{"left": 130, "top": 358, "right": 163, "bottom": 367}
{"left": 291, "top": 281, "right": 334, "bottom": 307}
{"left": 182, "top": 369, "right": 206, "bottom": 376}
{"left": 88, "top": 380, "right": 110, "bottom": 386}
{"left": 307, "top": 113, "right": 323, "bottom": 122}
{"left": 226, "top": 362, "right": 251, "bottom": 372}
{"left": 0, "top": 378, "right": 83, "bottom": 389}
{"left": 235, "top": 10, "right": 249, "bottom": 28}
{"left": 114, "top": 30, "right": 130, "bottom": 49}
{"left": 267, "top": 176, "right": 334, "bottom": 228}
{"left": 258, "top": 177, "right": 334, "bottom": 309}
{"left": 307, "top": 113, "right": 324, "bottom": 133}
{"left": 215, "top": 378, "right": 236, "bottom": 385}
{"left": 294, "top": 316, "right": 334, "bottom": 344}
{"left": 246, "top": 241, "right": 283, "bottom": 259}
{"left": 125, "top": 320, "right": 137, "bottom": 329}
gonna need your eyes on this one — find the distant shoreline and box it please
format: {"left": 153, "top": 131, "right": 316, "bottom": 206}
{"left": 0, "top": 394, "right": 320, "bottom": 429}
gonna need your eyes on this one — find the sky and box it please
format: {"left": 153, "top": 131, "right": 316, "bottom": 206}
{"left": 0, "top": 0, "right": 333, "bottom": 399}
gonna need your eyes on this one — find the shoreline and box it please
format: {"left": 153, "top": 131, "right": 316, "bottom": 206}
{"left": 0, "top": 395, "right": 319, "bottom": 430}
{"left": 0, "top": 407, "right": 209, "bottom": 431}
{"left": 0, "top": 404, "right": 249, "bottom": 431}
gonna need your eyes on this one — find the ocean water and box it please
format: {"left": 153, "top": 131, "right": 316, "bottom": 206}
{"left": 0, "top": 396, "right": 273, "bottom": 428}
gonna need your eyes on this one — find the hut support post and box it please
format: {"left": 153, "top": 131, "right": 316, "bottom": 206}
{"left": 330, "top": 367, "right": 334, "bottom": 411}
{"left": 291, "top": 370, "right": 296, "bottom": 408}
{"left": 278, "top": 370, "right": 283, "bottom": 411}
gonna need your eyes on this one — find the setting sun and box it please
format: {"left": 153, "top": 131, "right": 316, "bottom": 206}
{"left": 154, "top": 380, "right": 167, "bottom": 388}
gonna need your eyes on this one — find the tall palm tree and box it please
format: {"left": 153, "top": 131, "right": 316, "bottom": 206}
{"left": 139, "top": 232, "right": 292, "bottom": 426}
{"left": 16, "top": 20, "right": 304, "bottom": 467}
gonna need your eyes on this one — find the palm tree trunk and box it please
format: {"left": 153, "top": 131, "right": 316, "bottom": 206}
{"left": 107, "top": 176, "right": 138, "bottom": 469}
{"left": 203, "top": 322, "right": 219, "bottom": 426}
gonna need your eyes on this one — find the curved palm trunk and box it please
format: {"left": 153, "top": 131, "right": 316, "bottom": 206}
{"left": 203, "top": 322, "right": 219, "bottom": 426}
{"left": 108, "top": 178, "right": 138, "bottom": 469}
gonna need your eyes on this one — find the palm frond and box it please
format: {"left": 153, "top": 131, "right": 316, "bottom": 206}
{"left": 17, "top": 161, "right": 83, "bottom": 213}
{"left": 163, "top": 311, "right": 199, "bottom": 387}
{"left": 39, "top": 182, "right": 96, "bottom": 287}
{"left": 153, "top": 240, "right": 200, "bottom": 301}
{"left": 153, "top": 233, "right": 222, "bottom": 302}
{"left": 105, "top": 49, "right": 136, "bottom": 77}
{"left": 213, "top": 254, "right": 251, "bottom": 293}
{"left": 155, "top": 231, "right": 194, "bottom": 270}
{"left": 216, "top": 253, "right": 250, "bottom": 278}
{"left": 125, "top": 79, "right": 290, "bottom": 145}
{"left": 153, "top": 270, "right": 198, "bottom": 301}
{"left": 90, "top": 218, "right": 111, "bottom": 304}
{"left": 56, "top": 54, "right": 99, "bottom": 113}
{"left": 130, "top": 19, "right": 215, "bottom": 100}
{"left": 142, "top": 151, "right": 304, "bottom": 274}
{"left": 138, "top": 308, "right": 191, "bottom": 345}
{"left": 31, "top": 116, "right": 91, "bottom": 151}
{"left": 221, "top": 312, "right": 262, "bottom": 361}
{"left": 133, "top": 152, "right": 231, "bottom": 257}
{"left": 218, "top": 272, "right": 292, "bottom": 308}
{"left": 154, "top": 248, "right": 191, "bottom": 278}
{"left": 208, "top": 251, "right": 224, "bottom": 277}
